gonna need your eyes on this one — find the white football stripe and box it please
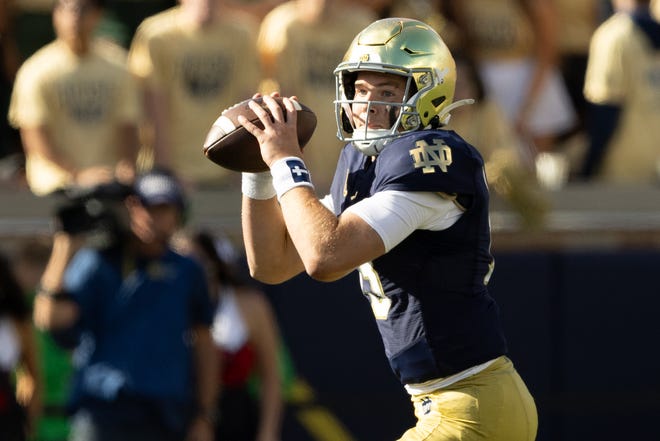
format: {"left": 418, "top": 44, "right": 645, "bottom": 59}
{"left": 216, "top": 116, "right": 237, "bottom": 135}
{"left": 203, "top": 116, "right": 238, "bottom": 148}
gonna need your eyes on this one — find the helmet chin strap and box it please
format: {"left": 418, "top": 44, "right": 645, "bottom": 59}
{"left": 436, "top": 99, "right": 475, "bottom": 126}
{"left": 347, "top": 94, "right": 474, "bottom": 156}
{"left": 352, "top": 127, "right": 391, "bottom": 156}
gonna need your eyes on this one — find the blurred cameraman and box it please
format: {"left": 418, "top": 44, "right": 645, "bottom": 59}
{"left": 33, "top": 168, "right": 218, "bottom": 441}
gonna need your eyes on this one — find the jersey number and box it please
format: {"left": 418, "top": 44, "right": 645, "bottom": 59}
{"left": 358, "top": 262, "right": 391, "bottom": 320}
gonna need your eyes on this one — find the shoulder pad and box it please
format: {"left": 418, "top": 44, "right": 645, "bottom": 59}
{"left": 373, "top": 130, "right": 484, "bottom": 194}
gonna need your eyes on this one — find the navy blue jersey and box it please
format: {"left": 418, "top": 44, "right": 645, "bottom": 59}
{"left": 60, "top": 246, "right": 213, "bottom": 431}
{"left": 329, "top": 130, "right": 508, "bottom": 384}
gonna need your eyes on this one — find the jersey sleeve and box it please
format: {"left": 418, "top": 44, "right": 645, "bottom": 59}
{"left": 8, "top": 59, "right": 49, "bottom": 128}
{"left": 584, "top": 18, "right": 627, "bottom": 105}
{"left": 54, "top": 249, "right": 106, "bottom": 346}
{"left": 127, "top": 22, "right": 169, "bottom": 90}
{"left": 127, "top": 25, "right": 154, "bottom": 80}
{"left": 344, "top": 190, "right": 463, "bottom": 252}
{"left": 64, "top": 249, "right": 104, "bottom": 317}
{"left": 372, "top": 131, "right": 484, "bottom": 195}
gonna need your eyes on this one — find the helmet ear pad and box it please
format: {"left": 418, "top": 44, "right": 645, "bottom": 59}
{"left": 411, "top": 71, "right": 453, "bottom": 128}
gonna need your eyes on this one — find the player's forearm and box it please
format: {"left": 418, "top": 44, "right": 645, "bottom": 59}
{"left": 257, "top": 368, "right": 283, "bottom": 441}
{"left": 279, "top": 187, "right": 379, "bottom": 281}
{"left": 145, "top": 88, "right": 172, "bottom": 167}
{"left": 527, "top": 0, "right": 559, "bottom": 62}
{"left": 33, "top": 232, "right": 82, "bottom": 330}
{"left": 241, "top": 196, "right": 304, "bottom": 283}
{"left": 16, "top": 319, "right": 42, "bottom": 395}
{"left": 15, "top": 319, "right": 43, "bottom": 429}
{"left": 116, "top": 123, "right": 139, "bottom": 180}
{"left": 192, "top": 327, "right": 219, "bottom": 420}
{"left": 256, "top": 326, "right": 283, "bottom": 438}
{"left": 522, "top": 0, "right": 558, "bottom": 114}
{"left": 278, "top": 187, "right": 341, "bottom": 279}
{"left": 33, "top": 295, "right": 79, "bottom": 330}
{"left": 40, "top": 233, "right": 82, "bottom": 292}
{"left": 254, "top": 301, "right": 283, "bottom": 440}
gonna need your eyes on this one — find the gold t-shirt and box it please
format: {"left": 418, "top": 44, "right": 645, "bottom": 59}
{"left": 257, "top": 1, "right": 376, "bottom": 192}
{"left": 459, "top": 0, "right": 535, "bottom": 61}
{"left": 584, "top": 12, "right": 660, "bottom": 183}
{"left": 129, "top": 7, "right": 261, "bottom": 184}
{"left": 9, "top": 40, "right": 142, "bottom": 195}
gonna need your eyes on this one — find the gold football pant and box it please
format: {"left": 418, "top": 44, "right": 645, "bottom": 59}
{"left": 398, "top": 356, "right": 537, "bottom": 441}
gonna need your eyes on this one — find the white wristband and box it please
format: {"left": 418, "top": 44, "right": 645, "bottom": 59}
{"left": 270, "top": 156, "right": 314, "bottom": 201}
{"left": 241, "top": 171, "right": 276, "bottom": 200}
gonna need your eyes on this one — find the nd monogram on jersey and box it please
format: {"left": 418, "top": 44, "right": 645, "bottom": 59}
{"left": 409, "top": 138, "right": 453, "bottom": 174}
{"left": 329, "top": 130, "right": 508, "bottom": 385}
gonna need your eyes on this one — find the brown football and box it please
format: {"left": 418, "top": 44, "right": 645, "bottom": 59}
{"left": 203, "top": 97, "right": 317, "bottom": 172}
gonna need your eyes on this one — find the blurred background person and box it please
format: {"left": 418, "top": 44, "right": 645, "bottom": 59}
{"left": 551, "top": 0, "right": 607, "bottom": 179}
{"left": 555, "top": 0, "right": 602, "bottom": 137}
{"left": 32, "top": 169, "right": 218, "bottom": 441}
{"left": 11, "top": 0, "right": 153, "bottom": 54}
{"left": 176, "top": 230, "right": 284, "bottom": 441}
{"left": 13, "top": 237, "right": 73, "bottom": 441}
{"left": 447, "top": 54, "right": 549, "bottom": 229}
{"left": 580, "top": 0, "right": 660, "bottom": 183}
{"left": 7, "top": 0, "right": 141, "bottom": 196}
{"left": 445, "top": 0, "right": 577, "bottom": 176}
{"left": 257, "top": 0, "right": 377, "bottom": 193}
{"left": 223, "top": 0, "right": 284, "bottom": 22}
{"left": 357, "top": 0, "right": 461, "bottom": 48}
{"left": 0, "top": 250, "right": 42, "bottom": 441}
{"left": 98, "top": 0, "right": 176, "bottom": 49}
{"left": 128, "top": 0, "right": 262, "bottom": 189}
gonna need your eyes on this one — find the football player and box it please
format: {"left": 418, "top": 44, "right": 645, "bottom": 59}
{"left": 238, "top": 18, "right": 538, "bottom": 441}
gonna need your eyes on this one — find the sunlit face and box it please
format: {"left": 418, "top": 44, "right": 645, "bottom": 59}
{"left": 146, "top": 204, "right": 181, "bottom": 242}
{"left": 52, "top": 0, "right": 100, "bottom": 53}
{"left": 128, "top": 198, "right": 182, "bottom": 249}
{"left": 350, "top": 71, "right": 408, "bottom": 130}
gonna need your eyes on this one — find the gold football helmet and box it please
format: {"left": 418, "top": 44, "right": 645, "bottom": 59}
{"left": 334, "top": 18, "right": 464, "bottom": 156}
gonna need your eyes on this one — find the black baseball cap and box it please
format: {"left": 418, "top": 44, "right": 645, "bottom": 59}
{"left": 134, "top": 168, "right": 186, "bottom": 210}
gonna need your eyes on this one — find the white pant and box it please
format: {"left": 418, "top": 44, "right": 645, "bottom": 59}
{"left": 479, "top": 58, "right": 577, "bottom": 137}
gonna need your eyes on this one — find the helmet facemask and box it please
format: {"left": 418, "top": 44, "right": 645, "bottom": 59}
{"left": 333, "top": 18, "right": 461, "bottom": 157}
{"left": 335, "top": 65, "right": 436, "bottom": 156}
